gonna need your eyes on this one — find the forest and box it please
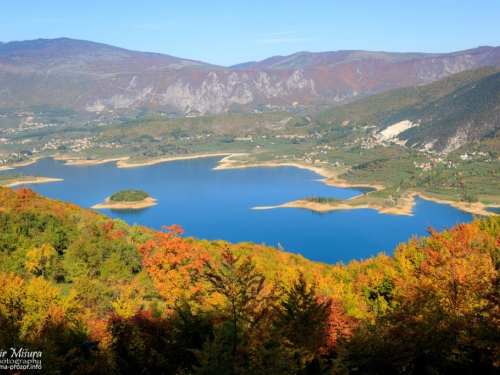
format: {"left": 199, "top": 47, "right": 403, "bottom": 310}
{"left": 1, "top": 186, "right": 500, "bottom": 374}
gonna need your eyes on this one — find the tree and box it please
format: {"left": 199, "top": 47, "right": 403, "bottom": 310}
{"left": 204, "top": 249, "right": 271, "bottom": 354}
{"left": 107, "top": 309, "right": 172, "bottom": 375}
{"left": 348, "top": 223, "right": 500, "bottom": 374}
{"left": 25, "top": 243, "right": 58, "bottom": 278}
{"left": 198, "top": 249, "right": 281, "bottom": 374}
{"left": 0, "top": 273, "right": 25, "bottom": 347}
{"left": 274, "top": 272, "right": 332, "bottom": 373}
{"left": 138, "top": 225, "right": 211, "bottom": 314}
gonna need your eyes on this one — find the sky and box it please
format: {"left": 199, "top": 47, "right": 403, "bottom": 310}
{"left": 1, "top": 0, "right": 500, "bottom": 67}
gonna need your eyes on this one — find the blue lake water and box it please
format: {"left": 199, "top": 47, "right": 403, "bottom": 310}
{"left": 2, "top": 157, "right": 475, "bottom": 264}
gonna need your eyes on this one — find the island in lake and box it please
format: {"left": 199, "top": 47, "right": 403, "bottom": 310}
{"left": 92, "top": 190, "right": 157, "bottom": 210}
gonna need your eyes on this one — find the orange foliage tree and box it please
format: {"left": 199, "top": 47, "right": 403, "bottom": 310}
{"left": 319, "top": 297, "right": 357, "bottom": 358}
{"left": 137, "top": 225, "right": 211, "bottom": 314}
{"left": 348, "top": 223, "right": 500, "bottom": 373}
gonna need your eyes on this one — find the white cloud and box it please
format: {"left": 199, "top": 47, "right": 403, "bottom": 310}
{"left": 255, "top": 31, "right": 295, "bottom": 37}
{"left": 255, "top": 37, "right": 317, "bottom": 44}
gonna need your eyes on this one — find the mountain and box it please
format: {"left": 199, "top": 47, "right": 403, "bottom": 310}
{"left": 395, "top": 71, "right": 500, "bottom": 152}
{"left": 1, "top": 38, "right": 500, "bottom": 114}
{"left": 237, "top": 50, "right": 437, "bottom": 70}
{"left": 313, "top": 67, "right": 500, "bottom": 153}
{"left": 229, "top": 61, "right": 258, "bottom": 69}
{"left": 312, "top": 67, "right": 499, "bottom": 127}
{"left": 0, "top": 38, "right": 216, "bottom": 72}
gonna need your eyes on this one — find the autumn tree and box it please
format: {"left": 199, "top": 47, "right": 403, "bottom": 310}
{"left": 274, "top": 272, "right": 332, "bottom": 372}
{"left": 0, "top": 273, "right": 92, "bottom": 374}
{"left": 0, "top": 273, "right": 25, "bottom": 348}
{"left": 109, "top": 278, "right": 145, "bottom": 318}
{"left": 138, "top": 225, "right": 211, "bottom": 314}
{"left": 25, "top": 243, "right": 58, "bottom": 278}
{"left": 107, "top": 309, "right": 172, "bottom": 375}
{"left": 197, "top": 249, "right": 281, "bottom": 374}
{"left": 348, "top": 223, "right": 500, "bottom": 374}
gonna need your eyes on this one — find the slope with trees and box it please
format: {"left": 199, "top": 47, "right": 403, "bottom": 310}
{"left": 1, "top": 187, "right": 500, "bottom": 373}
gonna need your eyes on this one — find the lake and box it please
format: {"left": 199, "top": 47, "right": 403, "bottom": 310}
{"left": 2, "top": 156, "right": 475, "bottom": 264}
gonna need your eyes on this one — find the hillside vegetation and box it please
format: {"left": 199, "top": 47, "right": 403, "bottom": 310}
{"left": 1, "top": 187, "right": 500, "bottom": 374}
{"left": 109, "top": 190, "right": 150, "bottom": 202}
{"left": 102, "top": 111, "right": 308, "bottom": 139}
{"left": 313, "top": 67, "right": 500, "bottom": 153}
{"left": 397, "top": 71, "right": 500, "bottom": 152}
{"left": 313, "top": 66, "right": 498, "bottom": 128}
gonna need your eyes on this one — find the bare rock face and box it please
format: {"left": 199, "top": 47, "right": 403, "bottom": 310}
{"left": 1, "top": 38, "right": 500, "bottom": 114}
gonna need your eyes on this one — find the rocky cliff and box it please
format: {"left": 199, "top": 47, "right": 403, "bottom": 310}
{"left": 1, "top": 38, "right": 500, "bottom": 114}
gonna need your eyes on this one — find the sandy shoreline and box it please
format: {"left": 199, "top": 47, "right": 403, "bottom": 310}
{"left": 116, "top": 153, "right": 235, "bottom": 168}
{"left": 92, "top": 197, "right": 157, "bottom": 210}
{"left": 253, "top": 193, "right": 416, "bottom": 216}
{"left": 59, "top": 157, "right": 130, "bottom": 166}
{"left": 0, "top": 155, "right": 128, "bottom": 169}
{"left": 214, "top": 156, "right": 387, "bottom": 190}
{"left": 253, "top": 191, "right": 498, "bottom": 217}
{"left": 3, "top": 177, "right": 63, "bottom": 187}
{"left": 214, "top": 158, "right": 336, "bottom": 176}
{"left": 416, "top": 195, "right": 500, "bottom": 217}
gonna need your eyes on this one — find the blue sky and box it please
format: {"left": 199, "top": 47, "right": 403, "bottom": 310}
{"left": 2, "top": 0, "right": 499, "bottom": 66}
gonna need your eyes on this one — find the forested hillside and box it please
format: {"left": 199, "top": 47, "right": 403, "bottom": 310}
{"left": 312, "top": 67, "right": 499, "bottom": 127}
{"left": 312, "top": 67, "right": 500, "bottom": 153}
{"left": 1, "top": 187, "right": 500, "bottom": 374}
{"left": 397, "top": 71, "right": 500, "bottom": 152}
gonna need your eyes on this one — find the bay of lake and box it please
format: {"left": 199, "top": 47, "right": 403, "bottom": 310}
{"left": 2, "top": 157, "right": 474, "bottom": 264}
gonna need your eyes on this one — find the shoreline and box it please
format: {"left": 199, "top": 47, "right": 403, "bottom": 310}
{"left": 0, "top": 156, "right": 45, "bottom": 171}
{"left": 92, "top": 197, "right": 157, "bottom": 210}
{"left": 3, "top": 177, "right": 64, "bottom": 187}
{"left": 58, "top": 157, "right": 130, "bottom": 166}
{"left": 116, "top": 153, "right": 237, "bottom": 168}
{"left": 253, "top": 191, "right": 417, "bottom": 216}
{"left": 253, "top": 192, "right": 498, "bottom": 217}
{"left": 416, "top": 195, "right": 500, "bottom": 217}
{"left": 213, "top": 156, "right": 387, "bottom": 190}
{"left": 4, "top": 153, "right": 499, "bottom": 217}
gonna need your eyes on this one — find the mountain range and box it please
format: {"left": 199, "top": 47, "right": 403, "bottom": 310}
{"left": 1, "top": 38, "right": 500, "bottom": 114}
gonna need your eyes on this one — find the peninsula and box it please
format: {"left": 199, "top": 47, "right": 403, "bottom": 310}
{"left": 0, "top": 173, "right": 63, "bottom": 187}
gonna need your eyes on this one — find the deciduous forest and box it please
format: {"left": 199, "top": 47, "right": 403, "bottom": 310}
{"left": 1, "top": 186, "right": 500, "bottom": 374}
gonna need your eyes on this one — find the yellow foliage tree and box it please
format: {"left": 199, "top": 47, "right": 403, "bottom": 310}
{"left": 109, "top": 279, "right": 145, "bottom": 318}
{"left": 0, "top": 273, "right": 26, "bottom": 347}
{"left": 22, "top": 276, "right": 75, "bottom": 338}
{"left": 25, "top": 243, "right": 58, "bottom": 278}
